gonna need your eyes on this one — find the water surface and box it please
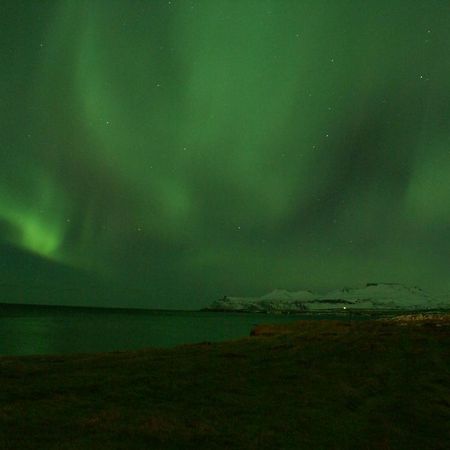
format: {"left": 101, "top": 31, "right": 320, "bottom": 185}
{"left": 0, "top": 303, "right": 330, "bottom": 356}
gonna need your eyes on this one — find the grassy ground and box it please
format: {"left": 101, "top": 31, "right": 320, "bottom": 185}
{"left": 1, "top": 315, "right": 449, "bottom": 449}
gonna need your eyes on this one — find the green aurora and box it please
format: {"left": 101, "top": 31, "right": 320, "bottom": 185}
{"left": 1, "top": 0, "right": 450, "bottom": 308}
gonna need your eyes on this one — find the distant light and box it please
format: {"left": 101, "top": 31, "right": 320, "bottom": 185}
{"left": 343, "top": 306, "right": 347, "bottom": 310}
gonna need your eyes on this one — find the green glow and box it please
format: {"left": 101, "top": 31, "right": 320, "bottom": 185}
{"left": 1, "top": 0, "right": 450, "bottom": 306}
{"left": 0, "top": 173, "right": 67, "bottom": 259}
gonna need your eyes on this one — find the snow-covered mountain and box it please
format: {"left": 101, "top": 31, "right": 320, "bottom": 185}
{"left": 206, "top": 283, "right": 449, "bottom": 313}
{"left": 321, "top": 283, "right": 437, "bottom": 309}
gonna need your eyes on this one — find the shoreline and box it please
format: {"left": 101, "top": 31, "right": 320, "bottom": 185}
{"left": 1, "top": 314, "right": 449, "bottom": 449}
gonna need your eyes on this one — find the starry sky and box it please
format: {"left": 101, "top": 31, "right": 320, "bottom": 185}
{"left": 1, "top": 0, "right": 450, "bottom": 308}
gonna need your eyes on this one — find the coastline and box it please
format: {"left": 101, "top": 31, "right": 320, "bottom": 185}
{"left": 1, "top": 314, "right": 449, "bottom": 449}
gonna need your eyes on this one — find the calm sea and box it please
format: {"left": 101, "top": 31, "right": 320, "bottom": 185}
{"left": 0, "top": 303, "right": 329, "bottom": 356}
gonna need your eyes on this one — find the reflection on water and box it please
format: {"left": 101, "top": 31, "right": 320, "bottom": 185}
{"left": 0, "top": 304, "right": 315, "bottom": 356}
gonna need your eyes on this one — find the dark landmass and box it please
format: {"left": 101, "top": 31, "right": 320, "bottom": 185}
{"left": 1, "top": 314, "right": 449, "bottom": 449}
{"left": 0, "top": 302, "right": 195, "bottom": 315}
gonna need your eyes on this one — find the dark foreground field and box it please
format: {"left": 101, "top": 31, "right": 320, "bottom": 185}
{"left": 1, "top": 314, "right": 449, "bottom": 450}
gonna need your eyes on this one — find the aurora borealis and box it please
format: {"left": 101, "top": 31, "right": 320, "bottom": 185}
{"left": 1, "top": 1, "right": 450, "bottom": 308}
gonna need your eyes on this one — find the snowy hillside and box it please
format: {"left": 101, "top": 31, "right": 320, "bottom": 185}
{"left": 320, "top": 283, "right": 438, "bottom": 309}
{"left": 206, "top": 283, "right": 448, "bottom": 313}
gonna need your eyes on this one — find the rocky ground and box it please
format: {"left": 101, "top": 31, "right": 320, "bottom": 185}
{"left": 1, "top": 314, "right": 449, "bottom": 449}
{"left": 381, "top": 312, "right": 450, "bottom": 324}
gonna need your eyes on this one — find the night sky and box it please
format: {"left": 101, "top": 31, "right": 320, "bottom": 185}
{"left": 1, "top": 1, "right": 450, "bottom": 308}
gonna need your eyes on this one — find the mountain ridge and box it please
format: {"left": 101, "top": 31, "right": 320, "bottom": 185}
{"left": 206, "top": 283, "right": 449, "bottom": 313}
